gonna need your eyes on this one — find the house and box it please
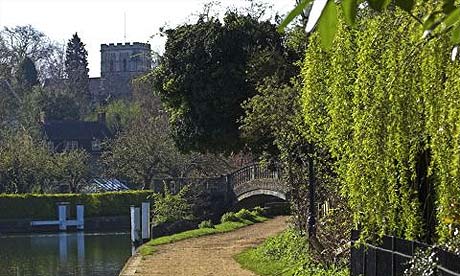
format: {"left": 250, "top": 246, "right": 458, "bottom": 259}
{"left": 41, "top": 113, "right": 112, "bottom": 154}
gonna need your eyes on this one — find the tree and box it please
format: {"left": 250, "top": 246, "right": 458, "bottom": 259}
{"left": 92, "top": 100, "right": 141, "bottom": 134}
{"left": 102, "top": 114, "right": 194, "bottom": 189}
{"left": 298, "top": 8, "right": 460, "bottom": 249}
{"left": 103, "top": 78, "right": 233, "bottom": 189}
{"left": 280, "top": 0, "right": 460, "bottom": 51}
{"left": 154, "top": 11, "right": 287, "bottom": 154}
{"left": 15, "top": 57, "right": 39, "bottom": 93}
{"left": 53, "top": 149, "right": 90, "bottom": 193}
{"left": 65, "top": 33, "right": 89, "bottom": 115}
{"left": 35, "top": 89, "right": 81, "bottom": 120}
{"left": 0, "top": 25, "right": 60, "bottom": 80}
{"left": 0, "top": 26, "right": 64, "bottom": 126}
{"left": 0, "top": 130, "right": 53, "bottom": 193}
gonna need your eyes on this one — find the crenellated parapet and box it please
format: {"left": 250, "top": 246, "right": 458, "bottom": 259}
{"left": 101, "top": 42, "right": 151, "bottom": 51}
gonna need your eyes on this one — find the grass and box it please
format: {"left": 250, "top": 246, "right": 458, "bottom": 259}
{"left": 236, "top": 248, "right": 290, "bottom": 275}
{"left": 139, "top": 214, "right": 267, "bottom": 256}
{"left": 234, "top": 230, "right": 349, "bottom": 276}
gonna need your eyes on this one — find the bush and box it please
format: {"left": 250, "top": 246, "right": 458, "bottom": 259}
{"left": 0, "top": 191, "right": 153, "bottom": 220}
{"left": 252, "top": 206, "right": 265, "bottom": 216}
{"left": 235, "top": 229, "right": 349, "bottom": 276}
{"left": 221, "top": 212, "right": 240, "bottom": 223}
{"left": 236, "top": 208, "right": 257, "bottom": 221}
{"left": 153, "top": 185, "right": 193, "bottom": 224}
{"left": 198, "top": 219, "right": 214, "bottom": 229}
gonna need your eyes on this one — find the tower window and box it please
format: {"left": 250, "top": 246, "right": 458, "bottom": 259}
{"left": 110, "top": 60, "right": 114, "bottom": 72}
{"left": 123, "top": 59, "right": 127, "bottom": 71}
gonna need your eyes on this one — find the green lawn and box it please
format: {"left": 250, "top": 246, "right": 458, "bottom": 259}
{"left": 139, "top": 215, "right": 267, "bottom": 256}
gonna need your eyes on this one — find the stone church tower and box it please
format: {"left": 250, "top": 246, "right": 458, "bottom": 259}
{"left": 89, "top": 42, "right": 152, "bottom": 103}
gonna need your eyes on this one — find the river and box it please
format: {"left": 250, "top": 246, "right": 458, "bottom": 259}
{"left": 0, "top": 231, "right": 131, "bottom": 276}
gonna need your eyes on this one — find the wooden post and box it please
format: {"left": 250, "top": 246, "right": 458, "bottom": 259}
{"left": 58, "top": 202, "right": 69, "bottom": 231}
{"left": 130, "top": 206, "right": 141, "bottom": 244}
{"left": 141, "top": 202, "right": 151, "bottom": 241}
{"left": 76, "top": 204, "right": 84, "bottom": 231}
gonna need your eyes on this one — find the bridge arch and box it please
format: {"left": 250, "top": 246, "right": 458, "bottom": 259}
{"left": 236, "top": 189, "right": 287, "bottom": 202}
{"left": 228, "top": 164, "right": 288, "bottom": 206}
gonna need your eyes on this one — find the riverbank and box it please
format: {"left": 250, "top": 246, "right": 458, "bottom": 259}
{"left": 119, "top": 216, "right": 288, "bottom": 276}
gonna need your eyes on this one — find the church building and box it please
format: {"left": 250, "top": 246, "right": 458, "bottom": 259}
{"left": 89, "top": 42, "right": 152, "bottom": 103}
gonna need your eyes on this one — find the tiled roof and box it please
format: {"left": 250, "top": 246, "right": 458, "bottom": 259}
{"left": 43, "top": 120, "right": 112, "bottom": 141}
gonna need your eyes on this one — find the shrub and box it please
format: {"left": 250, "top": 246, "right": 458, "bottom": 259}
{"left": 251, "top": 206, "right": 265, "bottom": 216}
{"left": 0, "top": 191, "right": 153, "bottom": 220}
{"left": 153, "top": 185, "right": 193, "bottom": 224}
{"left": 198, "top": 219, "right": 214, "bottom": 229}
{"left": 221, "top": 212, "right": 240, "bottom": 223}
{"left": 236, "top": 208, "right": 257, "bottom": 221}
{"left": 235, "top": 229, "right": 349, "bottom": 276}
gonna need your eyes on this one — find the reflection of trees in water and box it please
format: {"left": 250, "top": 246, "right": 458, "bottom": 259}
{"left": 0, "top": 232, "right": 130, "bottom": 275}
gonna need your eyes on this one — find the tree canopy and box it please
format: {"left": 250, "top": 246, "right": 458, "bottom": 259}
{"left": 15, "top": 57, "right": 39, "bottom": 92}
{"left": 300, "top": 7, "right": 460, "bottom": 246}
{"left": 153, "top": 11, "right": 289, "bottom": 154}
{"left": 65, "top": 33, "right": 89, "bottom": 115}
{"left": 281, "top": 0, "right": 460, "bottom": 51}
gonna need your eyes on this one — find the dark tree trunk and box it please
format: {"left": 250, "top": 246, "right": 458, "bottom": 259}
{"left": 416, "top": 148, "right": 436, "bottom": 243}
{"left": 307, "top": 144, "right": 317, "bottom": 238}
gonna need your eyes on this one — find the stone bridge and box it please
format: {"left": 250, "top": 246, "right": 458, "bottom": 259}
{"left": 151, "top": 163, "right": 288, "bottom": 209}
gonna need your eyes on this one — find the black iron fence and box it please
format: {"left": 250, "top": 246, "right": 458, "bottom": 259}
{"left": 350, "top": 230, "right": 460, "bottom": 276}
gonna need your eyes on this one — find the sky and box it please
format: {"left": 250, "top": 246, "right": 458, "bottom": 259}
{"left": 0, "top": 0, "right": 295, "bottom": 77}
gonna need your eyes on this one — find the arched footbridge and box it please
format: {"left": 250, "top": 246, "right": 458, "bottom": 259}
{"left": 228, "top": 164, "right": 287, "bottom": 202}
{"left": 151, "top": 163, "right": 289, "bottom": 206}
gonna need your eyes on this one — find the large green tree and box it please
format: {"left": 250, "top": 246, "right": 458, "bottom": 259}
{"left": 65, "top": 33, "right": 89, "bottom": 115}
{"left": 300, "top": 5, "right": 460, "bottom": 249}
{"left": 154, "top": 11, "right": 289, "bottom": 154}
{"left": 0, "top": 130, "right": 52, "bottom": 193}
{"left": 15, "top": 56, "right": 39, "bottom": 93}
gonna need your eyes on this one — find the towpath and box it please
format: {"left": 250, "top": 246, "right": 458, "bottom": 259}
{"left": 120, "top": 216, "right": 288, "bottom": 276}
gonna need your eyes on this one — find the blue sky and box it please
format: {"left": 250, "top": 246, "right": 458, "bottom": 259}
{"left": 0, "top": 0, "right": 295, "bottom": 77}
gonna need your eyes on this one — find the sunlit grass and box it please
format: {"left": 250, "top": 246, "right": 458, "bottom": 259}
{"left": 234, "top": 230, "right": 349, "bottom": 276}
{"left": 139, "top": 215, "right": 267, "bottom": 256}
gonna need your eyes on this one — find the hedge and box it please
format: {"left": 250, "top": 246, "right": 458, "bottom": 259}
{"left": 0, "top": 191, "right": 153, "bottom": 220}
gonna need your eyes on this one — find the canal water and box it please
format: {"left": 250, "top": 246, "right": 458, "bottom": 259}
{"left": 0, "top": 232, "right": 131, "bottom": 276}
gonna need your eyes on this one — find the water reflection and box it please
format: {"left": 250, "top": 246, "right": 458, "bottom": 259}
{"left": 0, "top": 232, "right": 131, "bottom": 276}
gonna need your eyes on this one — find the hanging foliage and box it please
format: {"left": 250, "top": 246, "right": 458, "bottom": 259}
{"left": 301, "top": 4, "right": 460, "bottom": 246}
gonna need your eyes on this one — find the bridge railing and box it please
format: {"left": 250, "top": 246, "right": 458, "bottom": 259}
{"left": 229, "top": 163, "right": 281, "bottom": 190}
{"left": 150, "top": 163, "right": 284, "bottom": 198}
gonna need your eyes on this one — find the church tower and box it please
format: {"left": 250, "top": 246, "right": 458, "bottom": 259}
{"left": 96, "top": 42, "right": 152, "bottom": 100}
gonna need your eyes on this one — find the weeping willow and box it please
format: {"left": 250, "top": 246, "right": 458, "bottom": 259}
{"left": 301, "top": 4, "right": 460, "bottom": 245}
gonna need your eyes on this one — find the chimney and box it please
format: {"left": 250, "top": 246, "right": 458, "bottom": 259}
{"left": 97, "top": 112, "right": 106, "bottom": 125}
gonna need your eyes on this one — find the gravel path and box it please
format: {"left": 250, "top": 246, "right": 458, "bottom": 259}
{"left": 120, "top": 216, "right": 288, "bottom": 276}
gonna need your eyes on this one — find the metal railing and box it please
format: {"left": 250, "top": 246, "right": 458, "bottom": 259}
{"left": 350, "top": 230, "right": 460, "bottom": 276}
{"left": 229, "top": 163, "right": 281, "bottom": 189}
{"left": 150, "top": 163, "right": 285, "bottom": 198}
